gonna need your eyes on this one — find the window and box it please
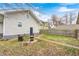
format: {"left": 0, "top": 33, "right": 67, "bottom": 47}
{"left": 18, "top": 22, "right": 22, "bottom": 27}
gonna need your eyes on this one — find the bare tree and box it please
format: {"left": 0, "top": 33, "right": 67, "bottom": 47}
{"left": 60, "top": 14, "right": 68, "bottom": 25}
{"left": 76, "top": 12, "right": 79, "bottom": 24}
{"left": 51, "top": 15, "right": 58, "bottom": 26}
{"left": 48, "top": 15, "right": 58, "bottom": 31}
{"left": 62, "top": 12, "right": 76, "bottom": 25}
{"left": 48, "top": 19, "right": 52, "bottom": 32}
{"left": 65, "top": 14, "right": 68, "bottom": 24}
{"left": 69, "top": 12, "right": 76, "bottom": 24}
{"left": 69, "top": 12, "right": 73, "bottom": 24}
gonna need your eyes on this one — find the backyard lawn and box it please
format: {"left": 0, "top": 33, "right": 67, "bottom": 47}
{"left": 39, "top": 33, "right": 79, "bottom": 47}
{"left": 0, "top": 34, "right": 79, "bottom": 56}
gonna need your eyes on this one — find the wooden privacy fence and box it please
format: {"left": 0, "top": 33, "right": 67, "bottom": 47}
{"left": 40, "top": 29, "right": 79, "bottom": 39}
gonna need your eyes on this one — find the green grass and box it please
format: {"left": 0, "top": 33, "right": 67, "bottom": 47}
{"left": 40, "top": 33, "right": 79, "bottom": 47}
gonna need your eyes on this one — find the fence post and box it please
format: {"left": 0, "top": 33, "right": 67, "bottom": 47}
{"left": 75, "top": 30, "right": 79, "bottom": 39}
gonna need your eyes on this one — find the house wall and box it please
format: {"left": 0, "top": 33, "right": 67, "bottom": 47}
{"left": 3, "top": 11, "right": 40, "bottom": 38}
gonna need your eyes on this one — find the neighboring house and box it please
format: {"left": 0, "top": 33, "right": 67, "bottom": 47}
{"left": 0, "top": 9, "right": 41, "bottom": 39}
{"left": 40, "top": 20, "right": 48, "bottom": 29}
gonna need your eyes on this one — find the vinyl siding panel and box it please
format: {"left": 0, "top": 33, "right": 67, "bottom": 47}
{"left": 3, "top": 11, "right": 40, "bottom": 36}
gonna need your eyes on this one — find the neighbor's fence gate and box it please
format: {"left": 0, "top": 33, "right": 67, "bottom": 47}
{"left": 75, "top": 30, "right": 79, "bottom": 39}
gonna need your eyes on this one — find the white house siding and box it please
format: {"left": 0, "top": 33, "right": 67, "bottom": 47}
{"left": 3, "top": 11, "right": 40, "bottom": 38}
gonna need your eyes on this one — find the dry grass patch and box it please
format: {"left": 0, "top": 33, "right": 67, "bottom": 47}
{"left": 0, "top": 38, "right": 79, "bottom": 56}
